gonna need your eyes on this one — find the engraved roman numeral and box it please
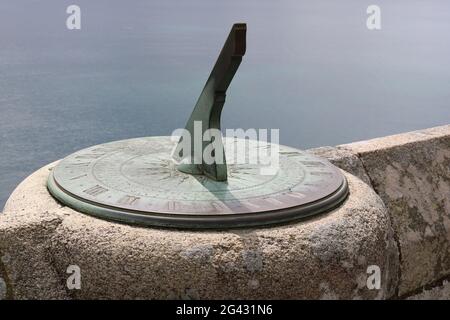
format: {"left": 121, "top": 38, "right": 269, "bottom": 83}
{"left": 65, "top": 162, "right": 90, "bottom": 168}
{"left": 75, "top": 153, "right": 105, "bottom": 159}
{"left": 287, "top": 192, "right": 305, "bottom": 199}
{"left": 90, "top": 147, "right": 109, "bottom": 152}
{"left": 83, "top": 185, "right": 108, "bottom": 196}
{"left": 118, "top": 195, "right": 140, "bottom": 205}
{"left": 264, "top": 197, "right": 284, "bottom": 205}
{"left": 211, "top": 201, "right": 229, "bottom": 212}
{"left": 240, "top": 200, "right": 260, "bottom": 208}
{"left": 167, "top": 201, "right": 177, "bottom": 211}
{"left": 310, "top": 171, "right": 333, "bottom": 176}
{"left": 70, "top": 174, "right": 87, "bottom": 180}
{"left": 300, "top": 161, "right": 325, "bottom": 167}
{"left": 280, "top": 151, "right": 301, "bottom": 157}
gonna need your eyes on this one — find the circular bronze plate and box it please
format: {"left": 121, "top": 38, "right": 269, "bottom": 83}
{"left": 47, "top": 137, "right": 348, "bottom": 229}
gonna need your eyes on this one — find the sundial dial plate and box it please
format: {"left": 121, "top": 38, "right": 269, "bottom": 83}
{"left": 48, "top": 137, "right": 348, "bottom": 228}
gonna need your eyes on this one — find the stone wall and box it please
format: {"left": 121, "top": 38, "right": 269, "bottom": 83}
{"left": 309, "top": 124, "right": 450, "bottom": 298}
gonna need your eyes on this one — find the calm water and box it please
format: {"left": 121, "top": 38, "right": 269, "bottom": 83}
{"left": 1, "top": 0, "right": 449, "bottom": 208}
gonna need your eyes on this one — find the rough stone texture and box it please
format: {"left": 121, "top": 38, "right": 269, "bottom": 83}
{"left": 307, "top": 146, "right": 372, "bottom": 187}
{"left": 2, "top": 124, "right": 448, "bottom": 299}
{"left": 407, "top": 280, "right": 450, "bottom": 300}
{"left": 339, "top": 125, "right": 450, "bottom": 296}
{"left": 0, "top": 162, "right": 68, "bottom": 299}
{"left": 0, "top": 163, "right": 398, "bottom": 299}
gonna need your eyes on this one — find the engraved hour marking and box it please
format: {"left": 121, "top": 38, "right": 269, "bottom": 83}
{"left": 240, "top": 200, "right": 260, "bottom": 208}
{"left": 90, "top": 147, "right": 112, "bottom": 153}
{"left": 118, "top": 195, "right": 140, "bottom": 205}
{"left": 211, "top": 201, "right": 230, "bottom": 212}
{"left": 70, "top": 174, "right": 87, "bottom": 180}
{"left": 75, "top": 153, "right": 106, "bottom": 159}
{"left": 65, "top": 162, "right": 90, "bottom": 168}
{"left": 83, "top": 185, "right": 108, "bottom": 196}
{"left": 264, "top": 197, "right": 284, "bottom": 205}
{"left": 167, "top": 201, "right": 176, "bottom": 211}
{"left": 310, "top": 171, "right": 333, "bottom": 176}
{"left": 280, "top": 151, "right": 301, "bottom": 157}
{"left": 300, "top": 161, "right": 325, "bottom": 167}
{"left": 287, "top": 192, "right": 305, "bottom": 199}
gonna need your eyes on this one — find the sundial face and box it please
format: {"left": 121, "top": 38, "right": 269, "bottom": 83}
{"left": 48, "top": 137, "right": 348, "bottom": 228}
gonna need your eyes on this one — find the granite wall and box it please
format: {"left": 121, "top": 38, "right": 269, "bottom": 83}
{"left": 309, "top": 124, "right": 450, "bottom": 298}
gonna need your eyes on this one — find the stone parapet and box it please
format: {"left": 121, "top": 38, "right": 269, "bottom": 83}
{"left": 310, "top": 124, "right": 450, "bottom": 297}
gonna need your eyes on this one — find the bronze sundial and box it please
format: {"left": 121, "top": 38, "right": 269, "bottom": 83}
{"left": 47, "top": 24, "right": 348, "bottom": 229}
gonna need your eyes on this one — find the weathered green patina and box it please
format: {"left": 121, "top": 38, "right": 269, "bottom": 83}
{"left": 175, "top": 23, "right": 246, "bottom": 181}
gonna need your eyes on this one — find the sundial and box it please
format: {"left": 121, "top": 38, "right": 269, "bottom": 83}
{"left": 47, "top": 24, "right": 348, "bottom": 229}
